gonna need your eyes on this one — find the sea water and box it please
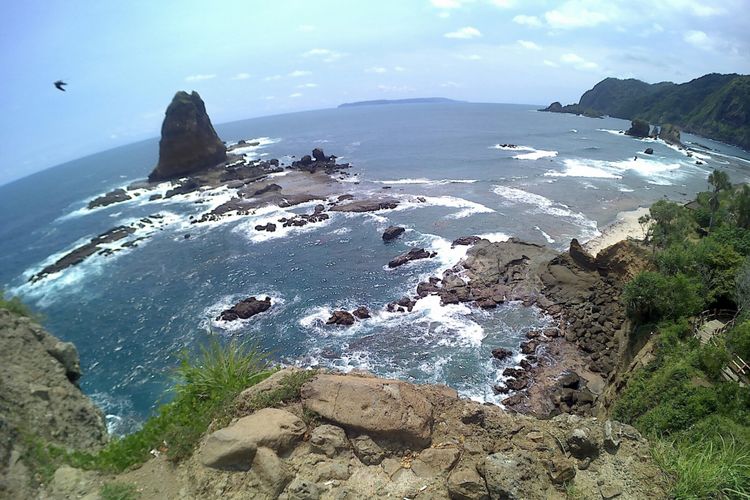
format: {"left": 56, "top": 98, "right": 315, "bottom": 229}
{"left": 1, "top": 102, "right": 749, "bottom": 434}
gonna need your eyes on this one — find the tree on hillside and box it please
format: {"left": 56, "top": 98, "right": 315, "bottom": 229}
{"left": 707, "top": 169, "right": 731, "bottom": 230}
{"left": 733, "top": 185, "right": 750, "bottom": 229}
{"left": 645, "top": 200, "right": 694, "bottom": 251}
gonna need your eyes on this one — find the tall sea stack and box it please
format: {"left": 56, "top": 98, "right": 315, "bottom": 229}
{"left": 148, "top": 91, "right": 226, "bottom": 182}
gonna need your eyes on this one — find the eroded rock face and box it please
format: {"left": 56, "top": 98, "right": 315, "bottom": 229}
{"left": 625, "top": 119, "right": 650, "bottom": 138}
{"left": 148, "top": 91, "right": 227, "bottom": 181}
{"left": 301, "top": 374, "right": 434, "bottom": 446}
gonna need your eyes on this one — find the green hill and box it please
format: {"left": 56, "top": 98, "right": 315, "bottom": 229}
{"left": 543, "top": 73, "right": 750, "bottom": 150}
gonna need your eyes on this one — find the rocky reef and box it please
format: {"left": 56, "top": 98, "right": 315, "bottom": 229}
{"left": 148, "top": 91, "right": 227, "bottom": 182}
{"left": 0, "top": 310, "right": 107, "bottom": 498}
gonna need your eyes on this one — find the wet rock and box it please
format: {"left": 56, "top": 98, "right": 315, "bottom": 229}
{"left": 217, "top": 296, "right": 271, "bottom": 321}
{"left": 491, "top": 347, "right": 513, "bottom": 361}
{"left": 382, "top": 226, "right": 405, "bottom": 241}
{"left": 254, "top": 222, "right": 277, "bottom": 232}
{"left": 644, "top": 147, "right": 654, "bottom": 155}
{"left": 252, "top": 183, "right": 282, "bottom": 196}
{"left": 312, "top": 148, "right": 327, "bottom": 162}
{"left": 330, "top": 199, "right": 399, "bottom": 213}
{"left": 352, "top": 306, "right": 371, "bottom": 319}
{"left": 388, "top": 248, "right": 436, "bottom": 268}
{"left": 88, "top": 188, "right": 131, "bottom": 209}
{"left": 417, "top": 281, "right": 441, "bottom": 297}
{"left": 625, "top": 119, "right": 650, "bottom": 138}
{"left": 326, "top": 310, "right": 355, "bottom": 326}
{"left": 452, "top": 236, "right": 481, "bottom": 247}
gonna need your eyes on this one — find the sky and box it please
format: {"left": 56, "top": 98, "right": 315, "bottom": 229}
{"left": 1, "top": 0, "right": 748, "bottom": 185}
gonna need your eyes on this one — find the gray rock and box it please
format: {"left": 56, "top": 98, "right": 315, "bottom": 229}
{"left": 547, "top": 456, "right": 576, "bottom": 484}
{"left": 252, "top": 447, "right": 293, "bottom": 497}
{"left": 604, "top": 420, "right": 621, "bottom": 454}
{"left": 285, "top": 477, "right": 320, "bottom": 500}
{"left": 200, "top": 408, "right": 306, "bottom": 470}
{"left": 567, "top": 428, "right": 599, "bottom": 459}
{"left": 447, "top": 465, "right": 489, "bottom": 500}
{"left": 47, "top": 341, "right": 82, "bottom": 382}
{"left": 351, "top": 434, "right": 385, "bottom": 465}
{"left": 480, "top": 452, "right": 524, "bottom": 499}
{"left": 310, "top": 424, "right": 349, "bottom": 458}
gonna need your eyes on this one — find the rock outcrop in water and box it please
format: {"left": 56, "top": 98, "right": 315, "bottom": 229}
{"left": 625, "top": 119, "right": 650, "bottom": 138}
{"left": 0, "top": 309, "right": 107, "bottom": 497}
{"left": 148, "top": 91, "right": 227, "bottom": 182}
{"left": 217, "top": 297, "right": 272, "bottom": 322}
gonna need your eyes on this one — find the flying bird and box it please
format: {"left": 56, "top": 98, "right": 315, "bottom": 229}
{"left": 54, "top": 80, "right": 67, "bottom": 91}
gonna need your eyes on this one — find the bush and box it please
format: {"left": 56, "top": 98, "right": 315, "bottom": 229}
{"left": 100, "top": 482, "right": 139, "bottom": 500}
{"left": 623, "top": 271, "right": 704, "bottom": 323}
{"left": 727, "top": 321, "right": 750, "bottom": 361}
{"left": 0, "top": 290, "right": 36, "bottom": 318}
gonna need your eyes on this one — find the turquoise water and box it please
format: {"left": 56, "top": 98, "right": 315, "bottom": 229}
{"left": 1, "top": 102, "right": 749, "bottom": 433}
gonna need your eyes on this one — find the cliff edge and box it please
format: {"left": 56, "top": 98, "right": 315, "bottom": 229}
{"left": 148, "top": 91, "right": 227, "bottom": 182}
{"left": 0, "top": 309, "right": 107, "bottom": 498}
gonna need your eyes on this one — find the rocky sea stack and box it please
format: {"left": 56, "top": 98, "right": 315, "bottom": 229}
{"left": 148, "top": 91, "right": 227, "bottom": 182}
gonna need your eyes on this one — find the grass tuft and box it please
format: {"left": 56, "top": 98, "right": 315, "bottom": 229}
{"left": 100, "top": 482, "right": 140, "bottom": 500}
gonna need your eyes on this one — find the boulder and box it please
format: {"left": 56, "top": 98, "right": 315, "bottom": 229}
{"left": 658, "top": 123, "right": 682, "bottom": 146}
{"left": 382, "top": 226, "right": 405, "bottom": 241}
{"left": 447, "top": 465, "right": 489, "bottom": 500}
{"left": 148, "top": 91, "right": 227, "bottom": 181}
{"left": 625, "top": 119, "right": 650, "bottom": 138}
{"left": 301, "top": 374, "right": 433, "bottom": 445}
{"left": 251, "top": 447, "right": 292, "bottom": 497}
{"left": 547, "top": 456, "right": 576, "bottom": 484}
{"left": 47, "top": 340, "right": 82, "bottom": 382}
{"left": 542, "top": 101, "right": 564, "bottom": 113}
{"left": 644, "top": 147, "right": 654, "bottom": 155}
{"left": 88, "top": 188, "right": 131, "bottom": 209}
{"left": 491, "top": 347, "right": 513, "bottom": 361}
{"left": 388, "top": 248, "right": 436, "bottom": 268}
{"left": 480, "top": 453, "right": 525, "bottom": 499}
{"left": 200, "top": 408, "right": 306, "bottom": 470}
{"left": 285, "top": 477, "right": 320, "bottom": 500}
{"left": 352, "top": 306, "right": 371, "bottom": 319}
{"left": 309, "top": 424, "right": 350, "bottom": 458}
{"left": 567, "top": 428, "right": 599, "bottom": 459}
{"left": 326, "top": 310, "right": 355, "bottom": 326}
{"left": 217, "top": 296, "right": 271, "bottom": 321}
{"left": 350, "top": 434, "right": 385, "bottom": 465}
{"left": 312, "top": 148, "right": 327, "bottom": 162}
{"left": 452, "top": 236, "right": 481, "bottom": 247}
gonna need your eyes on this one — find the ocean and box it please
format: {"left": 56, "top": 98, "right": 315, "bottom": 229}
{"left": 1, "top": 102, "right": 749, "bottom": 434}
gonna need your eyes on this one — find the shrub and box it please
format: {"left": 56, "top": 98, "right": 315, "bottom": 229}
{"left": 100, "top": 482, "right": 139, "bottom": 500}
{"left": 0, "top": 290, "right": 36, "bottom": 318}
{"left": 623, "top": 271, "right": 703, "bottom": 323}
{"left": 727, "top": 321, "right": 750, "bottom": 361}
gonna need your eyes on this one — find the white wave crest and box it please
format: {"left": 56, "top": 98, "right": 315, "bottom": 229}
{"left": 374, "top": 178, "right": 478, "bottom": 186}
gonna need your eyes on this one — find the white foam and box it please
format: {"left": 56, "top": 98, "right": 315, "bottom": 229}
{"left": 546, "top": 159, "right": 621, "bottom": 179}
{"left": 227, "top": 137, "right": 281, "bottom": 159}
{"left": 373, "top": 178, "right": 478, "bottom": 186}
{"left": 535, "top": 226, "right": 555, "bottom": 243}
{"left": 513, "top": 149, "right": 558, "bottom": 160}
{"left": 392, "top": 195, "right": 494, "bottom": 219}
{"left": 597, "top": 128, "right": 624, "bottom": 136}
{"left": 490, "top": 144, "right": 534, "bottom": 151}
{"left": 476, "top": 232, "right": 511, "bottom": 243}
{"left": 231, "top": 201, "right": 335, "bottom": 243}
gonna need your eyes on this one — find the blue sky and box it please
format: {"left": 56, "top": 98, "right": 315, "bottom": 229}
{"left": 1, "top": 0, "right": 748, "bottom": 185}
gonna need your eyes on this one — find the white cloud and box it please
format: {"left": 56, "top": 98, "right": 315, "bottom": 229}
{"left": 297, "top": 83, "right": 318, "bottom": 88}
{"left": 288, "top": 70, "right": 312, "bottom": 77}
{"left": 513, "top": 14, "right": 542, "bottom": 27}
{"left": 560, "top": 53, "right": 599, "bottom": 70}
{"left": 544, "top": 3, "right": 611, "bottom": 29}
{"left": 684, "top": 30, "right": 711, "bottom": 49}
{"left": 365, "top": 66, "right": 388, "bottom": 73}
{"left": 264, "top": 75, "right": 282, "bottom": 81}
{"left": 393, "top": 66, "right": 406, "bottom": 72}
{"left": 303, "top": 48, "right": 344, "bottom": 63}
{"left": 440, "top": 81, "right": 461, "bottom": 88}
{"left": 289, "top": 92, "right": 302, "bottom": 98}
{"left": 488, "top": 0, "right": 514, "bottom": 6}
{"left": 444, "top": 26, "right": 482, "bottom": 39}
{"left": 185, "top": 74, "right": 216, "bottom": 82}
{"left": 457, "top": 53, "right": 482, "bottom": 60}
{"left": 662, "top": 0, "right": 724, "bottom": 16}
{"left": 518, "top": 40, "right": 541, "bottom": 50}
{"left": 438, "top": 11, "right": 451, "bottom": 18}
{"left": 264, "top": 96, "right": 275, "bottom": 100}
{"left": 543, "top": 59, "right": 559, "bottom": 67}
{"left": 231, "top": 72, "right": 251, "bottom": 80}
{"left": 431, "top": 0, "right": 463, "bottom": 7}
{"left": 299, "top": 24, "right": 316, "bottom": 32}
{"left": 377, "top": 84, "right": 415, "bottom": 92}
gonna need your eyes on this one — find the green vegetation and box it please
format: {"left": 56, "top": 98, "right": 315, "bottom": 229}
{"left": 566, "top": 74, "right": 750, "bottom": 150}
{"left": 100, "top": 482, "right": 140, "bottom": 500}
{"left": 0, "top": 289, "right": 36, "bottom": 318}
{"left": 239, "top": 369, "right": 317, "bottom": 412}
{"left": 615, "top": 170, "right": 750, "bottom": 497}
{"left": 24, "top": 338, "right": 276, "bottom": 476}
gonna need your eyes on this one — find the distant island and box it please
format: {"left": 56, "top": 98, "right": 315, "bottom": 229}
{"left": 338, "top": 97, "right": 464, "bottom": 108}
{"left": 541, "top": 73, "right": 750, "bottom": 150}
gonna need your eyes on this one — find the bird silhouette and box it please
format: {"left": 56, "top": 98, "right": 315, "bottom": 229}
{"left": 54, "top": 80, "right": 67, "bottom": 91}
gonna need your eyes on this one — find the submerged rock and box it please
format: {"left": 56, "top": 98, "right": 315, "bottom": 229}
{"left": 88, "top": 188, "right": 131, "bottom": 209}
{"left": 382, "top": 226, "right": 405, "bottom": 241}
{"left": 388, "top": 248, "right": 436, "bottom": 268}
{"left": 148, "top": 91, "right": 227, "bottom": 181}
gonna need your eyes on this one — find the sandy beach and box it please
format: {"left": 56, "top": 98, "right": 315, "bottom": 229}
{"left": 583, "top": 206, "right": 650, "bottom": 256}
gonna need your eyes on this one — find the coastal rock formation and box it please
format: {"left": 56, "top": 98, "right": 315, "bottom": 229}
{"left": 290, "top": 148, "right": 348, "bottom": 174}
{"left": 644, "top": 147, "right": 654, "bottom": 154}
{"left": 352, "top": 306, "right": 371, "bottom": 319}
{"left": 658, "top": 123, "right": 682, "bottom": 146}
{"left": 452, "top": 235, "right": 481, "bottom": 247}
{"left": 172, "top": 370, "right": 668, "bottom": 499}
{"left": 88, "top": 188, "right": 131, "bottom": 209}
{"left": 625, "top": 119, "right": 650, "bottom": 138}
{"left": 148, "top": 91, "right": 227, "bottom": 182}
{"left": 217, "top": 297, "right": 272, "bottom": 321}
{"left": 326, "top": 310, "right": 355, "bottom": 326}
{"left": 382, "top": 226, "right": 405, "bottom": 241}
{"left": 329, "top": 198, "right": 399, "bottom": 213}
{"left": 0, "top": 310, "right": 107, "bottom": 497}
{"left": 388, "top": 248, "right": 436, "bottom": 268}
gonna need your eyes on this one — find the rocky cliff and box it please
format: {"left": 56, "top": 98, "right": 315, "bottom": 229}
{"left": 541, "top": 73, "right": 750, "bottom": 150}
{"left": 148, "top": 91, "right": 227, "bottom": 182}
{"left": 0, "top": 309, "right": 107, "bottom": 498}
